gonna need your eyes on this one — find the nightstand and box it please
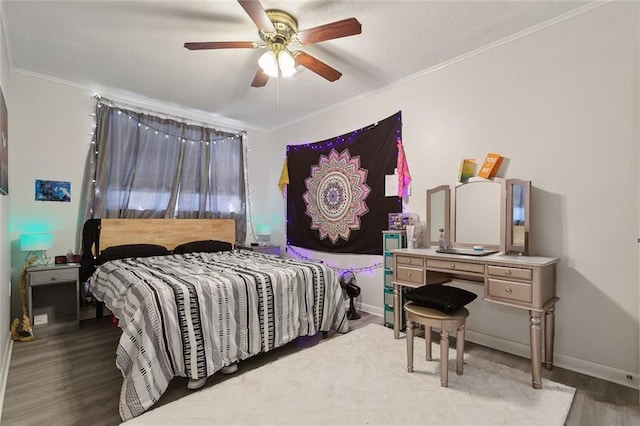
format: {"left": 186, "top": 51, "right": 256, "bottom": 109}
{"left": 27, "top": 263, "right": 80, "bottom": 337}
{"left": 238, "top": 245, "right": 281, "bottom": 257}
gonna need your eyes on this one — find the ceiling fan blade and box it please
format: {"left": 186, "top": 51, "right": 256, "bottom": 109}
{"left": 296, "top": 18, "right": 362, "bottom": 45}
{"left": 237, "top": 0, "right": 276, "bottom": 33}
{"left": 251, "top": 68, "right": 269, "bottom": 87}
{"left": 294, "top": 51, "right": 342, "bottom": 82}
{"left": 184, "top": 41, "right": 258, "bottom": 50}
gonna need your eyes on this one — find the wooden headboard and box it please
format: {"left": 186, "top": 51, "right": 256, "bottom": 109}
{"left": 99, "top": 219, "right": 236, "bottom": 252}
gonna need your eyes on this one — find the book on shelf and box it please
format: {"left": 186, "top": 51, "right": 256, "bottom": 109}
{"left": 478, "top": 152, "right": 503, "bottom": 178}
{"left": 458, "top": 158, "right": 476, "bottom": 181}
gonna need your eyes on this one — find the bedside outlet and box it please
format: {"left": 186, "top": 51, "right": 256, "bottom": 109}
{"left": 33, "top": 313, "right": 48, "bottom": 326}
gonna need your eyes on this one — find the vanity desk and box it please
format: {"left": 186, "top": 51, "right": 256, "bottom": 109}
{"left": 391, "top": 248, "right": 558, "bottom": 389}
{"left": 392, "top": 177, "right": 560, "bottom": 389}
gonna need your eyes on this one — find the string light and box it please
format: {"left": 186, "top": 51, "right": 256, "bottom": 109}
{"left": 87, "top": 95, "right": 99, "bottom": 217}
{"left": 285, "top": 113, "right": 401, "bottom": 153}
{"left": 243, "top": 133, "right": 259, "bottom": 244}
{"left": 286, "top": 245, "right": 383, "bottom": 275}
{"left": 94, "top": 96, "right": 245, "bottom": 144}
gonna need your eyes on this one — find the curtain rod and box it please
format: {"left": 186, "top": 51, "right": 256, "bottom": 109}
{"left": 94, "top": 95, "right": 246, "bottom": 137}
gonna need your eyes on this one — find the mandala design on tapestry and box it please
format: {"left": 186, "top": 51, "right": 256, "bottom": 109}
{"left": 303, "top": 149, "right": 371, "bottom": 243}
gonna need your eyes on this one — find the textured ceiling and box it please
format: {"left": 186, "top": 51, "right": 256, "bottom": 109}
{"left": 2, "top": 1, "right": 592, "bottom": 130}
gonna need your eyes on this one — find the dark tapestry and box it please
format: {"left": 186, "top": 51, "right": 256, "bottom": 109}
{"left": 286, "top": 112, "right": 402, "bottom": 254}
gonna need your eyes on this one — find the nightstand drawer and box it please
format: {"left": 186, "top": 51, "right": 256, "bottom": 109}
{"left": 396, "top": 255, "right": 424, "bottom": 267}
{"left": 487, "top": 265, "right": 532, "bottom": 281}
{"left": 29, "top": 268, "right": 78, "bottom": 286}
{"left": 396, "top": 266, "right": 424, "bottom": 285}
{"left": 487, "top": 278, "right": 532, "bottom": 304}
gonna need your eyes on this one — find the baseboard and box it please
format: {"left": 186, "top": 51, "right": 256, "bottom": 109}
{"left": 0, "top": 331, "right": 13, "bottom": 422}
{"left": 464, "top": 330, "right": 639, "bottom": 390}
{"left": 357, "top": 303, "right": 639, "bottom": 390}
{"left": 358, "top": 302, "right": 383, "bottom": 318}
{"left": 551, "top": 351, "right": 639, "bottom": 391}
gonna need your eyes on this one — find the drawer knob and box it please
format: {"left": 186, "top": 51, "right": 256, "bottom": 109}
{"left": 407, "top": 272, "right": 412, "bottom": 277}
{"left": 450, "top": 263, "right": 456, "bottom": 268}
{"left": 505, "top": 287, "right": 512, "bottom": 294}
{"left": 504, "top": 270, "right": 511, "bottom": 276}
{"left": 50, "top": 276, "right": 58, "bottom": 281}
{"left": 407, "top": 259, "right": 412, "bottom": 264}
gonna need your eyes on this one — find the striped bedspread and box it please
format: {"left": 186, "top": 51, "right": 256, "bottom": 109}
{"left": 88, "top": 250, "right": 349, "bottom": 421}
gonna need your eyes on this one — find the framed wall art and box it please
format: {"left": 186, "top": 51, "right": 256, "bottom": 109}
{"left": 0, "top": 85, "right": 7, "bottom": 195}
{"left": 35, "top": 179, "right": 71, "bottom": 202}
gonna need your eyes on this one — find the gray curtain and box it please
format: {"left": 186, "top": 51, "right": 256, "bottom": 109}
{"left": 79, "top": 98, "right": 246, "bottom": 245}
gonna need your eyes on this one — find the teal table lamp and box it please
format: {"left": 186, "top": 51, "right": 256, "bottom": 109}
{"left": 256, "top": 224, "right": 272, "bottom": 246}
{"left": 20, "top": 233, "right": 53, "bottom": 265}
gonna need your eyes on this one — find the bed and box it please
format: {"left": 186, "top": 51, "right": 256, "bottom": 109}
{"left": 85, "top": 219, "right": 349, "bottom": 421}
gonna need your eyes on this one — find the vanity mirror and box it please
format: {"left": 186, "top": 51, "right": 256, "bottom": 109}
{"left": 425, "top": 176, "right": 532, "bottom": 255}
{"left": 425, "top": 185, "right": 450, "bottom": 248}
{"left": 505, "top": 178, "right": 531, "bottom": 255}
{"left": 451, "top": 177, "right": 503, "bottom": 250}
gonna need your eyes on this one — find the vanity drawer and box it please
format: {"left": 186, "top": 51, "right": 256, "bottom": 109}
{"left": 427, "top": 259, "right": 484, "bottom": 274}
{"left": 396, "top": 255, "right": 424, "bottom": 267}
{"left": 29, "top": 268, "right": 78, "bottom": 286}
{"left": 487, "top": 265, "right": 532, "bottom": 281}
{"left": 396, "top": 266, "right": 424, "bottom": 285}
{"left": 487, "top": 278, "right": 532, "bottom": 304}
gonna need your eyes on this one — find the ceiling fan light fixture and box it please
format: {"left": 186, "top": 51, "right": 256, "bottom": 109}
{"left": 185, "top": 1, "right": 362, "bottom": 86}
{"left": 258, "top": 49, "right": 296, "bottom": 78}
{"left": 278, "top": 50, "right": 296, "bottom": 78}
{"left": 258, "top": 50, "right": 279, "bottom": 77}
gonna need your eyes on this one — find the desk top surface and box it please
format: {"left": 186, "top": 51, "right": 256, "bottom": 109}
{"left": 392, "top": 247, "right": 559, "bottom": 267}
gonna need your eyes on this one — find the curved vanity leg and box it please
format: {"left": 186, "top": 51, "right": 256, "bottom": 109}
{"left": 393, "top": 283, "right": 400, "bottom": 339}
{"left": 545, "top": 305, "right": 556, "bottom": 370}
{"left": 529, "top": 310, "right": 542, "bottom": 389}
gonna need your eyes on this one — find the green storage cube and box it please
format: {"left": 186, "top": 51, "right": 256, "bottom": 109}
{"left": 382, "top": 230, "right": 408, "bottom": 330}
{"left": 384, "top": 287, "right": 394, "bottom": 307}
{"left": 383, "top": 305, "right": 395, "bottom": 328}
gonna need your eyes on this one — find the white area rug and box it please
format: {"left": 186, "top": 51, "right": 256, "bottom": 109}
{"left": 125, "top": 324, "right": 575, "bottom": 425}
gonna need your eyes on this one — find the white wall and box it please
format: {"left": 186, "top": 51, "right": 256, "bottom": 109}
{"left": 0, "top": 0, "right": 12, "bottom": 411}
{"left": 273, "top": 3, "right": 639, "bottom": 387}
{"left": 7, "top": 75, "right": 94, "bottom": 318}
{"left": 245, "top": 127, "right": 280, "bottom": 245}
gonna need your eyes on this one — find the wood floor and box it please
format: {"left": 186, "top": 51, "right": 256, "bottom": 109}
{"left": 2, "top": 312, "right": 639, "bottom": 426}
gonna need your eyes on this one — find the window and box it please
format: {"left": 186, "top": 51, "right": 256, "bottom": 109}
{"left": 81, "top": 98, "right": 246, "bottom": 242}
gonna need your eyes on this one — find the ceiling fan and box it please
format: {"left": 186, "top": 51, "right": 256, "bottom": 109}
{"left": 184, "top": 0, "right": 362, "bottom": 88}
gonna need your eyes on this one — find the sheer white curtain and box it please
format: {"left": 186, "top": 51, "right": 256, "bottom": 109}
{"left": 80, "top": 98, "right": 246, "bottom": 243}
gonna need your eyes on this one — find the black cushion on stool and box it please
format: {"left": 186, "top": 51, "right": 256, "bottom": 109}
{"left": 404, "top": 284, "right": 477, "bottom": 313}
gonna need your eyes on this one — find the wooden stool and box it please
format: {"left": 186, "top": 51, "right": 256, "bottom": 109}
{"left": 405, "top": 301, "right": 469, "bottom": 387}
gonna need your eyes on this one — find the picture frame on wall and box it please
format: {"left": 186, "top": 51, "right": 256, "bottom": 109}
{"left": 0, "top": 85, "right": 7, "bottom": 195}
{"left": 35, "top": 179, "right": 71, "bottom": 202}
